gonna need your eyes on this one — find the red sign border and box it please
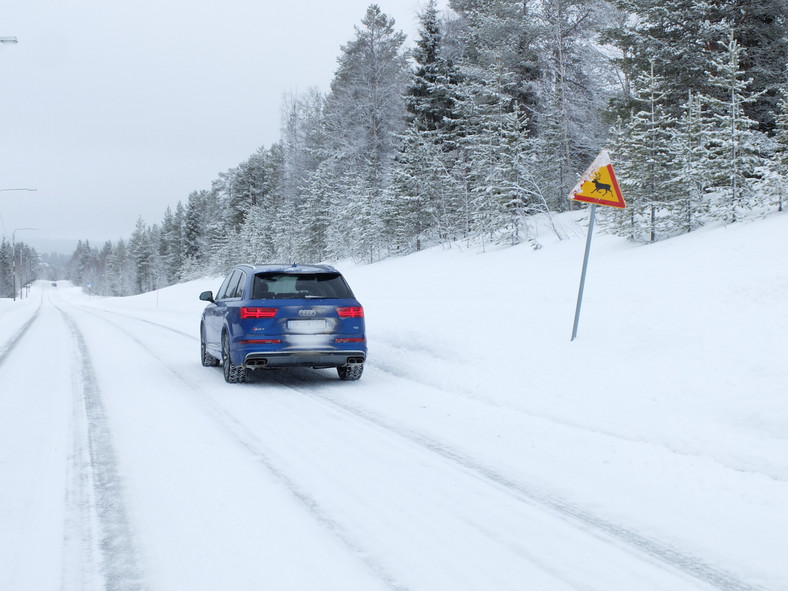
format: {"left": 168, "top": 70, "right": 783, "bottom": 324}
{"left": 571, "top": 164, "right": 626, "bottom": 209}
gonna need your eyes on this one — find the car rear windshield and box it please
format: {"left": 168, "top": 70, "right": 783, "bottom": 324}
{"left": 251, "top": 272, "right": 354, "bottom": 299}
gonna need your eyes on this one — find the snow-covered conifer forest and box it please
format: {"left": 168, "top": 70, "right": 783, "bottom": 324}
{"left": 2, "top": 0, "right": 787, "bottom": 296}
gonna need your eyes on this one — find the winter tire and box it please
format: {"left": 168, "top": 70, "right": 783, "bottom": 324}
{"left": 222, "top": 333, "right": 247, "bottom": 383}
{"left": 337, "top": 363, "right": 363, "bottom": 381}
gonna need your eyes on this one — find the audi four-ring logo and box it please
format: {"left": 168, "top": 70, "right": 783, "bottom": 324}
{"left": 299, "top": 309, "right": 317, "bottom": 317}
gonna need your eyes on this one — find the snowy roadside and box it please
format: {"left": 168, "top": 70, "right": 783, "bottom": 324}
{"left": 73, "top": 212, "right": 788, "bottom": 587}
{"left": 2, "top": 212, "right": 785, "bottom": 590}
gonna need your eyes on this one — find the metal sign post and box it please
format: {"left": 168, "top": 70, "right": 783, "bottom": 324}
{"left": 571, "top": 204, "right": 596, "bottom": 341}
{"left": 567, "top": 150, "right": 625, "bottom": 341}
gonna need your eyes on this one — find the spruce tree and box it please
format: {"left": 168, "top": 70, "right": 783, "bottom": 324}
{"left": 609, "top": 64, "right": 677, "bottom": 242}
{"left": 717, "top": 0, "right": 788, "bottom": 132}
{"left": 458, "top": 59, "right": 541, "bottom": 246}
{"left": 448, "top": 0, "right": 540, "bottom": 117}
{"left": 603, "top": 0, "right": 788, "bottom": 132}
{"left": 106, "top": 239, "right": 136, "bottom": 296}
{"left": 771, "top": 89, "right": 788, "bottom": 211}
{"left": 295, "top": 164, "right": 334, "bottom": 262}
{"left": 0, "top": 240, "right": 12, "bottom": 298}
{"left": 701, "top": 32, "right": 766, "bottom": 223}
{"left": 390, "top": 0, "right": 464, "bottom": 252}
{"left": 384, "top": 127, "right": 444, "bottom": 253}
{"left": 129, "top": 218, "right": 156, "bottom": 293}
{"left": 405, "top": 0, "right": 462, "bottom": 136}
{"left": 159, "top": 205, "right": 184, "bottom": 284}
{"left": 672, "top": 91, "right": 710, "bottom": 233}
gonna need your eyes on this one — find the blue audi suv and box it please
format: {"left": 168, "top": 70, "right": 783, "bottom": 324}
{"left": 199, "top": 264, "right": 366, "bottom": 383}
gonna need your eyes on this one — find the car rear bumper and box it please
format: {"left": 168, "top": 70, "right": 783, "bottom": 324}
{"left": 243, "top": 350, "right": 366, "bottom": 369}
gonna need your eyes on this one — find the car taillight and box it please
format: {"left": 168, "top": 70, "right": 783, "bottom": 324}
{"left": 239, "top": 339, "right": 282, "bottom": 344}
{"left": 336, "top": 306, "right": 364, "bottom": 318}
{"left": 240, "top": 307, "right": 277, "bottom": 319}
{"left": 335, "top": 338, "right": 366, "bottom": 343}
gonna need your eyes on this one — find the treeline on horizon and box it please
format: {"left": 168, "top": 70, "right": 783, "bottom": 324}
{"left": 54, "top": 0, "right": 788, "bottom": 297}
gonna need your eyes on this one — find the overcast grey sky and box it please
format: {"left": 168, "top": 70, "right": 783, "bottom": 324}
{"left": 0, "top": 0, "right": 441, "bottom": 253}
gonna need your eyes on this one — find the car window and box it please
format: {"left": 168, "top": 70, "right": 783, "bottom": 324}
{"left": 215, "top": 271, "right": 237, "bottom": 300}
{"left": 223, "top": 270, "right": 245, "bottom": 299}
{"left": 252, "top": 273, "right": 353, "bottom": 299}
{"left": 217, "top": 270, "right": 245, "bottom": 300}
{"left": 230, "top": 270, "right": 246, "bottom": 298}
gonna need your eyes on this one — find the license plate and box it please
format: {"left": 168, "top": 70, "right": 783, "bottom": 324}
{"left": 287, "top": 319, "right": 327, "bottom": 333}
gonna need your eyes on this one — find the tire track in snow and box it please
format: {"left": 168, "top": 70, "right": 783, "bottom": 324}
{"left": 0, "top": 304, "right": 40, "bottom": 371}
{"left": 195, "top": 399, "right": 411, "bottom": 591}
{"left": 71, "top": 306, "right": 409, "bottom": 591}
{"left": 78, "top": 306, "right": 764, "bottom": 591}
{"left": 291, "top": 387, "right": 764, "bottom": 591}
{"left": 372, "top": 339, "right": 784, "bottom": 483}
{"left": 58, "top": 307, "right": 147, "bottom": 591}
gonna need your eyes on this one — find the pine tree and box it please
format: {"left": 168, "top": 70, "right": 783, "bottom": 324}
{"left": 321, "top": 4, "right": 410, "bottom": 261}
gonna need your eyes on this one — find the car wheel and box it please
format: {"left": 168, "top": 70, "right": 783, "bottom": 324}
{"left": 201, "top": 325, "right": 220, "bottom": 367}
{"left": 222, "top": 333, "right": 247, "bottom": 383}
{"left": 337, "top": 363, "right": 363, "bottom": 381}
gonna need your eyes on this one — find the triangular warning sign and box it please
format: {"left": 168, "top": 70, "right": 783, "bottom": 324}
{"left": 568, "top": 150, "right": 626, "bottom": 209}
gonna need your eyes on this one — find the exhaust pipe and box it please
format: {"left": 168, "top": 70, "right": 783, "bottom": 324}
{"left": 346, "top": 357, "right": 364, "bottom": 364}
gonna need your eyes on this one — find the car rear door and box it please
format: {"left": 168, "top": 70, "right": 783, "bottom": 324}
{"left": 204, "top": 270, "right": 241, "bottom": 348}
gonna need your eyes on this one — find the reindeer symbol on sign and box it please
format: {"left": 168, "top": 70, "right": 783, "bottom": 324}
{"left": 568, "top": 149, "right": 625, "bottom": 209}
{"left": 590, "top": 171, "right": 612, "bottom": 197}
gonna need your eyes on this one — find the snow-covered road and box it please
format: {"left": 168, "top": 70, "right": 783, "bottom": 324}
{"left": 1, "top": 214, "right": 786, "bottom": 590}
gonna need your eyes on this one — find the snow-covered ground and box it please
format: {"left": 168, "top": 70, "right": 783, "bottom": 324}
{"left": 1, "top": 212, "right": 786, "bottom": 591}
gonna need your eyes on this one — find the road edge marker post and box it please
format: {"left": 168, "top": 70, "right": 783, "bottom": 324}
{"left": 568, "top": 149, "right": 626, "bottom": 341}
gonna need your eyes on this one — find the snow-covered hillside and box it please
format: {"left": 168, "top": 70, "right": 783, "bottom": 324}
{"left": 0, "top": 213, "right": 785, "bottom": 590}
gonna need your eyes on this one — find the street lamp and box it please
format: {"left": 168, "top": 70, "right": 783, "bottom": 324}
{"left": 12, "top": 228, "right": 37, "bottom": 301}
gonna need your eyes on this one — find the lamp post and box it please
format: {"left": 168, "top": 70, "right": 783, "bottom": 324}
{"left": 12, "top": 228, "right": 37, "bottom": 301}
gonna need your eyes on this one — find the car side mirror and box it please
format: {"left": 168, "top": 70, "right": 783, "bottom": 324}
{"left": 199, "top": 290, "right": 215, "bottom": 303}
